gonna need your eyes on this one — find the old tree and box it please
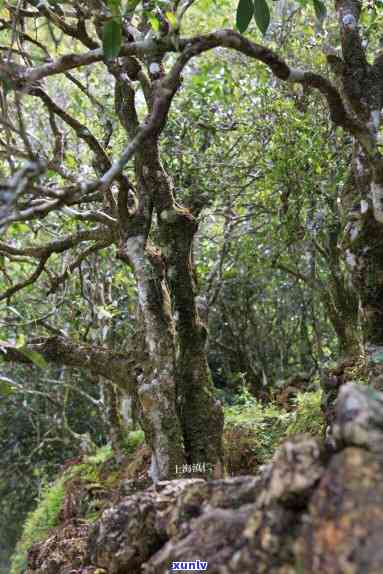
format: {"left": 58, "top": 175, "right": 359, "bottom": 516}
{"left": 1, "top": 0, "right": 383, "bottom": 480}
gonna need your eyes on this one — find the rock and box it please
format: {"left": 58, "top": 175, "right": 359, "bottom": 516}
{"left": 87, "top": 476, "right": 260, "bottom": 572}
{"left": 226, "top": 505, "right": 299, "bottom": 574}
{"left": 296, "top": 447, "right": 383, "bottom": 573}
{"left": 143, "top": 437, "right": 324, "bottom": 574}
{"left": 332, "top": 383, "right": 383, "bottom": 453}
{"left": 144, "top": 505, "right": 255, "bottom": 574}
{"left": 155, "top": 475, "right": 260, "bottom": 538}
{"left": 26, "top": 523, "right": 94, "bottom": 574}
{"left": 255, "top": 435, "right": 324, "bottom": 509}
{"left": 87, "top": 489, "right": 163, "bottom": 573}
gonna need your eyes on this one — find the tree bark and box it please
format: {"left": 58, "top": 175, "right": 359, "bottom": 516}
{"left": 118, "top": 234, "right": 186, "bottom": 481}
{"left": 340, "top": 144, "right": 383, "bottom": 349}
{"left": 135, "top": 140, "right": 224, "bottom": 477}
{"left": 331, "top": 0, "right": 383, "bottom": 351}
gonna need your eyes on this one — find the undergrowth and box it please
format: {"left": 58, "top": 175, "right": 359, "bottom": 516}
{"left": 224, "top": 387, "right": 324, "bottom": 474}
{"left": 10, "top": 477, "right": 65, "bottom": 574}
{"left": 285, "top": 390, "right": 324, "bottom": 437}
{"left": 10, "top": 430, "right": 145, "bottom": 574}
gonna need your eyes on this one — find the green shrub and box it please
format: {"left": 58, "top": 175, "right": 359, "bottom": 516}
{"left": 124, "top": 430, "right": 145, "bottom": 454}
{"left": 286, "top": 390, "right": 324, "bottom": 438}
{"left": 224, "top": 398, "right": 290, "bottom": 470}
{"left": 10, "top": 434, "right": 146, "bottom": 574}
{"left": 10, "top": 443, "right": 112, "bottom": 574}
{"left": 84, "top": 443, "right": 113, "bottom": 466}
{"left": 10, "top": 477, "right": 65, "bottom": 574}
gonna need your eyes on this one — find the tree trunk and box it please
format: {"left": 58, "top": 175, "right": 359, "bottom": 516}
{"left": 118, "top": 234, "right": 186, "bottom": 481}
{"left": 114, "top": 75, "right": 224, "bottom": 476}
{"left": 139, "top": 139, "right": 224, "bottom": 477}
{"left": 160, "top": 208, "right": 224, "bottom": 476}
{"left": 340, "top": 143, "right": 383, "bottom": 349}
{"left": 102, "top": 381, "right": 126, "bottom": 460}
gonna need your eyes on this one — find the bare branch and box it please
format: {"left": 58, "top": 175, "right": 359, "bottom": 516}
{"left": 96, "top": 30, "right": 365, "bottom": 191}
{"left": 31, "top": 87, "right": 111, "bottom": 172}
{"left": 48, "top": 238, "right": 114, "bottom": 293}
{"left": 0, "top": 255, "right": 48, "bottom": 301}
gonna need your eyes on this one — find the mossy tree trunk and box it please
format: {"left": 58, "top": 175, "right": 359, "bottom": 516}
{"left": 340, "top": 143, "right": 383, "bottom": 350}
{"left": 112, "top": 60, "right": 224, "bottom": 480}
{"left": 331, "top": 0, "right": 383, "bottom": 351}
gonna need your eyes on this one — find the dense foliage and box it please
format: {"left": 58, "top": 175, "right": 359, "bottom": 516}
{"left": 1, "top": 0, "right": 383, "bottom": 569}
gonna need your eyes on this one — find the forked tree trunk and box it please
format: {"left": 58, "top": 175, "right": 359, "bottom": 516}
{"left": 159, "top": 199, "right": 224, "bottom": 476}
{"left": 114, "top": 73, "right": 224, "bottom": 478}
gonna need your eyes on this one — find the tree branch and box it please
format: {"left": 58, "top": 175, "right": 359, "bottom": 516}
{"left": 335, "top": 0, "right": 372, "bottom": 117}
{"left": 0, "top": 227, "right": 111, "bottom": 258}
{"left": 0, "top": 255, "right": 48, "bottom": 301}
{"left": 0, "top": 336, "right": 136, "bottom": 390}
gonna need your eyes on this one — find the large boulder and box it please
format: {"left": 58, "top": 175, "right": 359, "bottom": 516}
{"left": 87, "top": 476, "right": 263, "bottom": 573}
{"left": 332, "top": 382, "right": 383, "bottom": 452}
{"left": 294, "top": 384, "right": 383, "bottom": 573}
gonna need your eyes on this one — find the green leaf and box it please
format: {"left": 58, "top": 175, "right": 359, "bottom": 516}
{"left": 0, "top": 380, "right": 14, "bottom": 396}
{"left": 103, "top": 18, "right": 122, "bottom": 61}
{"left": 16, "top": 334, "right": 26, "bottom": 348}
{"left": 165, "top": 11, "right": 178, "bottom": 28}
{"left": 148, "top": 14, "right": 160, "bottom": 32}
{"left": 236, "top": 0, "right": 254, "bottom": 33}
{"left": 19, "top": 348, "right": 48, "bottom": 369}
{"left": 254, "top": 0, "right": 270, "bottom": 35}
{"left": 313, "top": 0, "right": 326, "bottom": 22}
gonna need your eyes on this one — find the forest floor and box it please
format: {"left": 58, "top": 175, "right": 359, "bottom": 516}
{"left": 10, "top": 386, "right": 325, "bottom": 574}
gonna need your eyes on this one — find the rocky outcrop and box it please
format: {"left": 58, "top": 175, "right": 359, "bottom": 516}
{"left": 296, "top": 447, "right": 383, "bottom": 573}
{"left": 26, "top": 383, "right": 383, "bottom": 574}
{"left": 141, "top": 435, "right": 324, "bottom": 574}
